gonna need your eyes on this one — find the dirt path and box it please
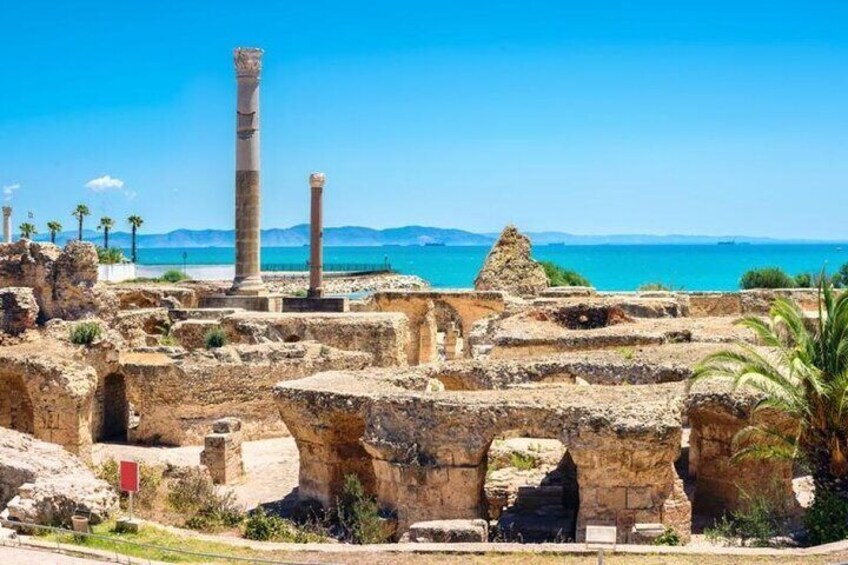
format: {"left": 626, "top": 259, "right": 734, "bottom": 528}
{"left": 92, "top": 437, "right": 300, "bottom": 509}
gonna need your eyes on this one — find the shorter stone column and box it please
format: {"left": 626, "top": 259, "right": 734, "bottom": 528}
{"left": 200, "top": 417, "right": 244, "bottom": 485}
{"left": 2, "top": 206, "right": 11, "bottom": 243}
{"left": 308, "top": 172, "right": 326, "bottom": 298}
{"left": 444, "top": 322, "right": 459, "bottom": 360}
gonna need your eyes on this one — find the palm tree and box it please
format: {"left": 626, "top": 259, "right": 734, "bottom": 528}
{"left": 692, "top": 279, "right": 848, "bottom": 504}
{"left": 127, "top": 214, "right": 143, "bottom": 263}
{"left": 46, "top": 220, "right": 62, "bottom": 244}
{"left": 72, "top": 204, "right": 90, "bottom": 241}
{"left": 97, "top": 216, "right": 114, "bottom": 249}
{"left": 19, "top": 222, "right": 37, "bottom": 240}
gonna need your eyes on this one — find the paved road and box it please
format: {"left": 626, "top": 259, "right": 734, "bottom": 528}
{"left": 0, "top": 545, "right": 111, "bottom": 564}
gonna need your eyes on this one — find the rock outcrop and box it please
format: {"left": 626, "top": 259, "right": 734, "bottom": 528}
{"left": 0, "top": 427, "right": 117, "bottom": 526}
{"left": 474, "top": 226, "right": 548, "bottom": 298}
{"left": 0, "top": 240, "right": 114, "bottom": 321}
{"left": 0, "top": 287, "right": 39, "bottom": 335}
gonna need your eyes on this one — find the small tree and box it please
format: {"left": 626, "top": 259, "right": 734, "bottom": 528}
{"left": 46, "top": 220, "right": 62, "bottom": 244}
{"left": 97, "top": 216, "right": 114, "bottom": 249}
{"left": 72, "top": 204, "right": 90, "bottom": 240}
{"left": 18, "top": 222, "right": 37, "bottom": 240}
{"left": 127, "top": 214, "right": 144, "bottom": 263}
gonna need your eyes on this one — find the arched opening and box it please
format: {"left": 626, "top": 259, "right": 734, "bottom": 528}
{"left": 0, "top": 374, "right": 34, "bottom": 435}
{"left": 485, "top": 437, "right": 580, "bottom": 542}
{"left": 98, "top": 373, "right": 130, "bottom": 442}
{"left": 434, "top": 303, "right": 464, "bottom": 360}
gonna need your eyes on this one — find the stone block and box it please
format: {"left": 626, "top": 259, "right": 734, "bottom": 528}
{"left": 282, "top": 297, "right": 349, "bottom": 313}
{"left": 626, "top": 487, "right": 653, "bottom": 509}
{"left": 200, "top": 421, "right": 244, "bottom": 485}
{"left": 212, "top": 417, "right": 242, "bottom": 433}
{"left": 0, "top": 287, "right": 39, "bottom": 334}
{"left": 403, "top": 519, "right": 488, "bottom": 543}
{"left": 629, "top": 522, "right": 666, "bottom": 544}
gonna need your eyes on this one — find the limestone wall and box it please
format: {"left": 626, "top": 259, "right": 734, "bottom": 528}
{"left": 220, "top": 311, "right": 410, "bottom": 368}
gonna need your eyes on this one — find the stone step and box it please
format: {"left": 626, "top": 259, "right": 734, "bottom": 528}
{"left": 497, "top": 508, "right": 578, "bottom": 543}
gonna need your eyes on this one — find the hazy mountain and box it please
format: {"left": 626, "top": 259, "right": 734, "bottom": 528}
{"left": 32, "top": 226, "right": 841, "bottom": 248}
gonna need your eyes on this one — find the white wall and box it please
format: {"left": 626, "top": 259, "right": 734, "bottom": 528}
{"left": 98, "top": 263, "right": 137, "bottom": 283}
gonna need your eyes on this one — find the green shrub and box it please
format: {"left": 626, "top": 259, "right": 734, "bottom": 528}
{"left": 653, "top": 526, "right": 681, "bottom": 546}
{"left": 336, "top": 474, "right": 389, "bottom": 544}
{"left": 97, "top": 458, "right": 162, "bottom": 510}
{"left": 740, "top": 267, "right": 796, "bottom": 289}
{"left": 161, "top": 269, "right": 189, "bottom": 283}
{"left": 166, "top": 469, "right": 242, "bottom": 532}
{"left": 203, "top": 327, "right": 227, "bottom": 349}
{"left": 540, "top": 261, "right": 591, "bottom": 287}
{"left": 833, "top": 263, "right": 848, "bottom": 288}
{"left": 243, "top": 507, "right": 326, "bottom": 543}
{"left": 97, "top": 247, "right": 126, "bottom": 265}
{"left": 639, "top": 282, "right": 672, "bottom": 292}
{"left": 508, "top": 452, "right": 539, "bottom": 471}
{"left": 794, "top": 272, "right": 814, "bottom": 288}
{"left": 69, "top": 321, "right": 102, "bottom": 345}
{"left": 804, "top": 488, "right": 848, "bottom": 545}
{"left": 702, "top": 488, "right": 788, "bottom": 547}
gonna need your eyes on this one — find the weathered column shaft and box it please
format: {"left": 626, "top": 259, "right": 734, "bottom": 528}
{"left": 308, "top": 172, "right": 326, "bottom": 298}
{"left": 230, "top": 47, "right": 265, "bottom": 295}
{"left": 2, "top": 207, "right": 11, "bottom": 244}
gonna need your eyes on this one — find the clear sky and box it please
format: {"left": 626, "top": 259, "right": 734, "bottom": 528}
{"left": 2, "top": 1, "right": 847, "bottom": 238}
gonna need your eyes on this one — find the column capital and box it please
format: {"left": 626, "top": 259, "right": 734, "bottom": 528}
{"left": 309, "top": 172, "right": 326, "bottom": 188}
{"left": 2, "top": 206, "right": 11, "bottom": 217}
{"left": 234, "top": 47, "right": 263, "bottom": 78}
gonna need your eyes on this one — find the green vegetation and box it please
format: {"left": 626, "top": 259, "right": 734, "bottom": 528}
{"left": 46, "top": 220, "right": 62, "bottom": 244}
{"left": 739, "top": 267, "right": 797, "bottom": 289}
{"left": 203, "top": 327, "right": 228, "bottom": 350}
{"left": 69, "top": 321, "right": 102, "bottom": 345}
{"left": 638, "top": 282, "right": 672, "bottom": 291}
{"left": 72, "top": 204, "right": 90, "bottom": 241}
{"left": 166, "top": 468, "right": 242, "bottom": 532}
{"left": 336, "top": 474, "right": 390, "bottom": 544}
{"left": 616, "top": 346, "right": 636, "bottom": 361}
{"left": 242, "top": 507, "right": 326, "bottom": 543}
{"left": 540, "top": 261, "right": 591, "bottom": 287}
{"left": 652, "top": 526, "right": 682, "bottom": 546}
{"left": 97, "top": 246, "right": 126, "bottom": 265}
{"left": 19, "top": 222, "right": 37, "bottom": 239}
{"left": 805, "top": 487, "right": 848, "bottom": 545}
{"left": 161, "top": 269, "right": 189, "bottom": 283}
{"left": 127, "top": 214, "right": 144, "bottom": 263}
{"left": 693, "top": 279, "right": 848, "bottom": 543}
{"left": 508, "top": 452, "right": 539, "bottom": 471}
{"left": 97, "top": 458, "right": 162, "bottom": 510}
{"left": 97, "top": 216, "right": 115, "bottom": 249}
{"left": 833, "top": 262, "right": 848, "bottom": 289}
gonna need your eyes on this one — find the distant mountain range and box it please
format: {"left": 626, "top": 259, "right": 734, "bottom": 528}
{"left": 32, "top": 225, "right": 844, "bottom": 248}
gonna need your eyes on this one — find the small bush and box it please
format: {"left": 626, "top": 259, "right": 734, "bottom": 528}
{"left": 703, "top": 488, "right": 788, "bottom": 547}
{"left": 166, "top": 469, "right": 242, "bottom": 532}
{"left": 97, "top": 247, "right": 126, "bottom": 265}
{"left": 639, "top": 282, "right": 672, "bottom": 292}
{"left": 243, "top": 507, "right": 326, "bottom": 543}
{"left": 804, "top": 488, "right": 848, "bottom": 545}
{"left": 794, "top": 272, "right": 814, "bottom": 288}
{"left": 97, "top": 458, "right": 162, "bottom": 510}
{"left": 336, "top": 474, "right": 389, "bottom": 544}
{"left": 204, "top": 327, "right": 227, "bottom": 349}
{"left": 740, "top": 267, "right": 796, "bottom": 289}
{"left": 161, "top": 269, "right": 189, "bottom": 283}
{"left": 69, "top": 322, "right": 102, "bottom": 345}
{"left": 509, "top": 452, "right": 539, "bottom": 471}
{"left": 832, "top": 263, "right": 848, "bottom": 288}
{"left": 540, "top": 261, "right": 590, "bottom": 287}
{"left": 653, "top": 526, "right": 681, "bottom": 546}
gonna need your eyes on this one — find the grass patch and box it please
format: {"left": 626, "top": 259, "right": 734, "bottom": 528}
{"left": 203, "top": 327, "right": 228, "bottom": 350}
{"left": 69, "top": 321, "right": 102, "bottom": 345}
{"left": 243, "top": 507, "right": 327, "bottom": 543}
{"left": 508, "top": 452, "right": 540, "bottom": 471}
{"left": 540, "top": 261, "right": 590, "bottom": 287}
{"left": 166, "top": 468, "right": 242, "bottom": 532}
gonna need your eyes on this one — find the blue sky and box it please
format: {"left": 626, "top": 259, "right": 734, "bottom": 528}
{"left": 1, "top": 1, "right": 847, "bottom": 238}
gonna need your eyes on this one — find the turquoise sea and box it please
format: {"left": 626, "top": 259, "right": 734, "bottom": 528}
{"left": 131, "top": 244, "right": 848, "bottom": 291}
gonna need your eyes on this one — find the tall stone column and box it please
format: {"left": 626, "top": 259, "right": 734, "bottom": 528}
{"left": 229, "top": 47, "right": 265, "bottom": 295}
{"left": 308, "top": 172, "right": 326, "bottom": 298}
{"left": 2, "top": 207, "right": 11, "bottom": 243}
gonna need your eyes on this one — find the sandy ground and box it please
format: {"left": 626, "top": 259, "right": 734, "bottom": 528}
{"left": 0, "top": 545, "right": 113, "bottom": 564}
{"left": 92, "top": 437, "right": 300, "bottom": 510}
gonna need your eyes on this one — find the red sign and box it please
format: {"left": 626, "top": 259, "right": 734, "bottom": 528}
{"left": 119, "top": 460, "right": 139, "bottom": 493}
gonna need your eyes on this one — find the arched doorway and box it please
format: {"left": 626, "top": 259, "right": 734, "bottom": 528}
{"left": 99, "top": 374, "right": 129, "bottom": 441}
{"left": 0, "top": 374, "right": 34, "bottom": 434}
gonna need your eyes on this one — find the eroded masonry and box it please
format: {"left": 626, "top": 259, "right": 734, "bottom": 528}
{"left": 0, "top": 223, "right": 808, "bottom": 544}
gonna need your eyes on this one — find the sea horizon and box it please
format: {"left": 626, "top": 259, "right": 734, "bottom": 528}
{"left": 129, "top": 242, "right": 848, "bottom": 292}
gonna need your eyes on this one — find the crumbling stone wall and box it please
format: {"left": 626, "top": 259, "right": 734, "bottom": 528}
{"left": 0, "top": 346, "right": 96, "bottom": 460}
{"left": 0, "top": 240, "right": 114, "bottom": 321}
{"left": 474, "top": 225, "right": 548, "bottom": 298}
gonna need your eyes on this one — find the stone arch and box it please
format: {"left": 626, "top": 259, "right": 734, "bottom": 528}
{"left": 0, "top": 373, "right": 35, "bottom": 435}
